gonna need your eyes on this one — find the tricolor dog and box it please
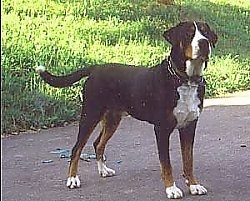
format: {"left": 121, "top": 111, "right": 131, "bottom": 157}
{"left": 37, "top": 21, "right": 218, "bottom": 199}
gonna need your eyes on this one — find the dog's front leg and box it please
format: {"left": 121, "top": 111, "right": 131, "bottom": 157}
{"left": 154, "top": 125, "right": 183, "bottom": 199}
{"left": 178, "top": 120, "right": 207, "bottom": 195}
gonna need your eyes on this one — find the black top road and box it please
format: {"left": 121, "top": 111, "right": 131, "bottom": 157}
{"left": 2, "top": 91, "right": 250, "bottom": 201}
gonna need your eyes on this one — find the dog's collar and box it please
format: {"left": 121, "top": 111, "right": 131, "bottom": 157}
{"left": 165, "top": 56, "right": 205, "bottom": 85}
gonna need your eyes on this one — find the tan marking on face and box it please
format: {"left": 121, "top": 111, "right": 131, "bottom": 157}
{"left": 182, "top": 23, "right": 196, "bottom": 59}
{"left": 184, "top": 45, "right": 193, "bottom": 59}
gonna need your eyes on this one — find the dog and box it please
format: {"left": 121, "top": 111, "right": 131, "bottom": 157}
{"left": 37, "top": 21, "right": 218, "bottom": 199}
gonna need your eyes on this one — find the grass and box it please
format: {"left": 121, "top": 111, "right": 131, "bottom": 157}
{"left": 2, "top": 0, "right": 250, "bottom": 134}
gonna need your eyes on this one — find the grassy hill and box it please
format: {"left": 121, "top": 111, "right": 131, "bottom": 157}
{"left": 2, "top": 0, "right": 250, "bottom": 134}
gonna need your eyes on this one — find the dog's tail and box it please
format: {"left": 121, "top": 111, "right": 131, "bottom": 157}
{"left": 36, "top": 65, "right": 94, "bottom": 88}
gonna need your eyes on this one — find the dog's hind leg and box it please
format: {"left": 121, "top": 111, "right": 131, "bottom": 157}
{"left": 179, "top": 120, "right": 207, "bottom": 195}
{"left": 67, "top": 108, "right": 103, "bottom": 189}
{"left": 93, "top": 111, "right": 122, "bottom": 177}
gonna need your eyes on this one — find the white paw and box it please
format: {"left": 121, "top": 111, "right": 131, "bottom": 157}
{"left": 189, "top": 184, "right": 207, "bottom": 195}
{"left": 97, "top": 160, "right": 116, "bottom": 177}
{"left": 66, "top": 175, "right": 81, "bottom": 189}
{"left": 166, "top": 183, "right": 183, "bottom": 199}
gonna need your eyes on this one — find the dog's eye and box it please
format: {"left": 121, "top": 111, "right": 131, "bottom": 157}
{"left": 200, "top": 25, "right": 209, "bottom": 36}
{"left": 185, "top": 31, "right": 194, "bottom": 40}
{"left": 202, "top": 30, "right": 209, "bottom": 37}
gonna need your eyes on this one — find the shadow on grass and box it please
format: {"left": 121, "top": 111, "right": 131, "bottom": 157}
{"left": 2, "top": 81, "right": 81, "bottom": 134}
{"left": 75, "top": 0, "right": 249, "bottom": 60}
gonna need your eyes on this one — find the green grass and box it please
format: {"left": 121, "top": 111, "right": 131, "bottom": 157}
{"left": 2, "top": 0, "right": 250, "bottom": 134}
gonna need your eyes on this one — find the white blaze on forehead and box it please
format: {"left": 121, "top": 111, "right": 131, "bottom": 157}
{"left": 193, "top": 22, "right": 208, "bottom": 41}
{"left": 191, "top": 22, "right": 211, "bottom": 59}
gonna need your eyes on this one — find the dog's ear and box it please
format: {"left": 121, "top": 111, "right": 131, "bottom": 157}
{"left": 204, "top": 23, "right": 218, "bottom": 48}
{"left": 163, "top": 22, "right": 185, "bottom": 45}
{"left": 209, "top": 31, "right": 218, "bottom": 48}
{"left": 163, "top": 26, "right": 180, "bottom": 45}
{"left": 163, "top": 22, "right": 183, "bottom": 45}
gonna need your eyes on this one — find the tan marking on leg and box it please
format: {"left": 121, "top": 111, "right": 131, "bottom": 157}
{"left": 180, "top": 137, "right": 197, "bottom": 186}
{"left": 160, "top": 161, "right": 174, "bottom": 188}
{"left": 95, "top": 112, "right": 121, "bottom": 161}
{"left": 68, "top": 148, "right": 82, "bottom": 177}
{"left": 68, "top": 116, "right": 101, "bottom": 178}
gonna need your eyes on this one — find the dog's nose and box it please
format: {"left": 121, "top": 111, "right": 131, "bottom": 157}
{"left": 198, "top": 39, "right": 210, "bottom": 59}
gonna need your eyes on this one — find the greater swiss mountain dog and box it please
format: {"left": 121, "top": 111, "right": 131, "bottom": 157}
{"left": 37, "top": 21, "right": 218, "bottom": 199}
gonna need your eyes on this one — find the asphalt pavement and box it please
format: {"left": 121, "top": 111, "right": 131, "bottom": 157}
{"left": 2, "top": 91, "right": 250, "bottom": 201}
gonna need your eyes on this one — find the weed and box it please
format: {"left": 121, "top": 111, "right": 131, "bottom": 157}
{"left": 2, "top": 0, "right": 250, "bottom": 134}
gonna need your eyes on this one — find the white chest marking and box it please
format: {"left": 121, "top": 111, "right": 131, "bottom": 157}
{"left": 173, "top": 83, "right": 201, "bottom": 128}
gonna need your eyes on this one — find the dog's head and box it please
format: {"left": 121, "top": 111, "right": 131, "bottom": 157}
{"left": 163, "top": 21, "right": 218, "bottom": 80}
